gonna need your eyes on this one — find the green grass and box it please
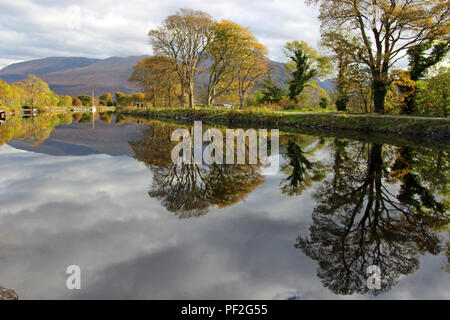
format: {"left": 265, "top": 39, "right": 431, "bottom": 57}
{"left": 120, "top": 107, "right": 450, "bottom": 137}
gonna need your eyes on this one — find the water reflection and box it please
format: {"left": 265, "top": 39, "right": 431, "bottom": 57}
{"left": 0, "top": 113, "right": 448, "bottom": 298}
{"left": 130, "top": 122, "right": 264, "bottom": 218}
{"left": 295, "top": 141, "right": 449, "bottom": 295}
{"left": 129, "top": 121, "right": 449, "bottom": 295}
{"left": 280, "top": 137, "right": 327, "bottom": 196}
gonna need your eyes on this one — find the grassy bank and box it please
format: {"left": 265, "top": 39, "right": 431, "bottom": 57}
{"left": 120, "top": 107, "right": 450, "bottom": 138}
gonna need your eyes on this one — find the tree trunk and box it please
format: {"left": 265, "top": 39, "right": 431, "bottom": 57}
{"left": 372, "top": 80, "right": 387, "bottom": 113}
{"left": 179, "top": 82, "right": 185, "bottom": 107}
{"left": 207, "top": 86, "right": 215, "bottom": 106}
{"left": 189, "top": 82, "right": 195, "bottom": 108}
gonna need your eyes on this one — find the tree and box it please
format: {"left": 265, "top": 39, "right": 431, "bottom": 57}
{"left": 397, "top": 41, "right": 450, "bottom": 114}
{"left": 230, "top": 27, "right": 269, "bottom": 108}
{"left": 71, "top": 97, "right": 81, "bottom": 107}
{"left": 416, "top": 67, "right": 450, "bottom": 117}
{"left": 77, "top": 95, "right": 91, "bottom": 107}
{"left": 307, "top": 0, "right": 450, "bottom": 113}
{"left": 19, "top": 74, "right": 53, "bottom": 108}
{"left": 129, "top": 56, "right": 179, "bottom": 107}
{"left": 285, "top": 41, "right": 332, "bottom": 103}
{"left": 319, "top": 97, "right": 329, "bottom": 109}
{"left": 0, "top": 79, "right": 13, "bottom": 108}
{"left": 99, "top": 92, "right": 113, "bottom": 106}
{"left": 58, "top": 95, "right": 72, "bottom": 108}
{"left": 149, "top": 8, "right": 214, "bottom": 108}
{"left": 260, "top": 77, "right": 284, "bottom": 104}
{"left": 205, "top": 20, "right": 252, "bottom": 106}
{"left": 115, "top": 92, "right": 126, "bottom": 107}
{"left": 287, "top": 49, "right": 317, "bottom": 102}
{"left": 321, "top": 29, "right": 368, "bottom": 111}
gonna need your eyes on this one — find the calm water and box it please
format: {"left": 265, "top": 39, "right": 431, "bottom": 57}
{"left": 0, "top": 112, "right": 448, "bottom": 299}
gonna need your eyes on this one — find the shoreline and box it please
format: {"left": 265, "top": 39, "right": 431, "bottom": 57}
{"left": 120, "top": 107, "right": 450, "bottom": 140}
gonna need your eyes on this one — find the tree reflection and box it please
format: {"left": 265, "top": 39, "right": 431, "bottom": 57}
{"left": 280, "top": 136, "right": 327, "bottom": 196}
{"left": 130, "top": 121, "right": 264, "bottom": 218}
{"left": 0, "top": 113, "right": 73, "bottom": 147}
{"left": 295, "top": 141, "right": 449, "bottom": 295}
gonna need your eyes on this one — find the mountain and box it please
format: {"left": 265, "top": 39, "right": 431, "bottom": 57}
{"left": 0, "top": 57, "right": 99, "bottom": 83}
{"left": 0, "top": 56, "right": 334, "bottom": 97}
{"left": 0, "top": 56, "right": 148, "bottom": 96}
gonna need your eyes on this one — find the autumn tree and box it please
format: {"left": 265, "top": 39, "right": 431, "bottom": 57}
{"left": 0, "top": 79, "right": 14, "bottom": 108}
{"left": 19, "top": 74, "right": 55, "bottom": 108}
{"left": 129, "top": 56, "right": 179, "bottom": 107}
{"left": 148, "top": 9, "right": 214, "bottom": 108}
{"left": 72, "top": 96, "right": 82, "bottom": 107}
{"left": 99, "top": 92, "right": 113, "bottom": 106}
{"left": 205, "top": 20, "right": 257, "bottom": 106}
{"left": 307, "top": 0, "right": 450, "bottom": 113}
{"left": 234, "top": 33, "right": 269, "bottom": 108}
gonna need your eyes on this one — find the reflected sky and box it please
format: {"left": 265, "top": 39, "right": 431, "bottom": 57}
{"left": 0, "top": 115, "right": 448, "bottom": 299}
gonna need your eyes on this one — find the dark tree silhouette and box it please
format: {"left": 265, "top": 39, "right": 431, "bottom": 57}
{"left": 296, "top": 142, "right": 448, "bottom": 295}
{"left": 280, "top": 139, "right": 327, "bottom": 196}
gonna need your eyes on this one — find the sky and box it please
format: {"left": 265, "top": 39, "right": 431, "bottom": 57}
{"left": 0, "top": 0, "right": 321, "bottom": 69}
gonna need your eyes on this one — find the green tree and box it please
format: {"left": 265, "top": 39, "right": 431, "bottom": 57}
{"left": 398, "top": 41, "right": 450, "bottom": 114}
{"left": 284, "top": 41, "right": 332, "bottom": 103}
{"left": 77, "top": 95, "right": 92, "bottom": 107}
{"left": 287, "top": 48, "right": 318, "bottom": 102}
{"left": 115, "top": 92, "right": 126, "bottom": 107}
{"left": 260, "top": 78, "right": 284, "bottom": 104}
{"left": 416, "top": 67, "right": 450, "bottom": 117}
{"left": 58, "top": 95, "right": 72, "bottom": 108}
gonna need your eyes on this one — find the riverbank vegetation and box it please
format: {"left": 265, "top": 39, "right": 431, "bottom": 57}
{"left": 126, "top": 3, "right": 448, "bottom": 118}
{"left": 0, "top": 74, "right": 74, "bottom": 113}
{"left": 0, "top": 74, "right": 119, "bottom": 113}
{"left": 120, "top": 107, "right": 450, "bottom": 137}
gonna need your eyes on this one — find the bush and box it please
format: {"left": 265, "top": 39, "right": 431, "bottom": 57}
{"left": 335, "top": 97, "right": 348, "bottom": 112}
{"left": 319, "top": 97, "right": 329, "bottom": 109}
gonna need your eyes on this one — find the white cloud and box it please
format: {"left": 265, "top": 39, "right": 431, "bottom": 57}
{"left": 0, "top": 0, "right": 321, "bottom": 68}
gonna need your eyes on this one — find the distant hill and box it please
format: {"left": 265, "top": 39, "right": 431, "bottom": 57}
{"left": 0, "top": 57, "right": 99, "bottom": 83}
{"left": 0, "top": 56, "right": 148, "bottom": 96}
{"left": 0, "top": 56, "right": 334, "bottom": 97}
